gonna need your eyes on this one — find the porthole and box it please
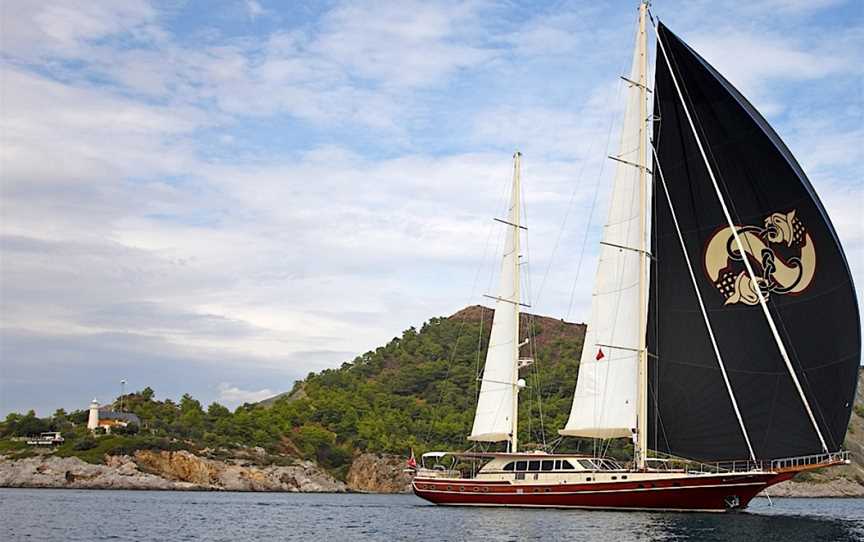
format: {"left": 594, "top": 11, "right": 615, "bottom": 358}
{"left": 586, "top": 477, "right": 592, "bottom": 482}
{"left": 447, "top": 485, "right": 453, "bottom": 491}
{"left": 611, "top": 476, "right": 617, "bottom": 480}
{"left": 544, "top": 488, "right": 551, "bottom": 493}
{"left": 472, "top": 487, "right": 480, "bottom": 492}
{"left": 622, "top": 476, "right": 627, "bottom": 480}
{"left": 481, "top": 487, "right": 489, "bottom": 493}
{"left": 459, "top": 486, "right": 465, "bottom": 492}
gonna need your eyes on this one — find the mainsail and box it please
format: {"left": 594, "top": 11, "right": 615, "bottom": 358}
{"left": 469, "top": 154, "right": 522, "bottom": 445}
{"left": 559, "top": 25, "right": 648, "bottom": 439}
{"left": 647, "top": 23, "right": 861, "bottom": 461}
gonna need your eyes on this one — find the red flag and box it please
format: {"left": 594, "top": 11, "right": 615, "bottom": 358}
{"left": 406, "top": 449, "right": 417, "bottom": 469}
{"left": 596, "top": 348, "right": 605, "bottom": 361}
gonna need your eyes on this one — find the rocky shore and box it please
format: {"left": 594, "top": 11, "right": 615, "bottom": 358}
{"left": 0, "top": 451, "right": 346, "bottom": 492}
{"left": 2, "top": 451, "right": 862, "bottom": 497}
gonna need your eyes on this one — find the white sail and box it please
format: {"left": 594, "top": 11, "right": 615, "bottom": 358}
{"left": 560, "top": 31, "right": 648, "bottom": 439}
{"left": 469, "top": 156, "right": 521, "bottom": 444}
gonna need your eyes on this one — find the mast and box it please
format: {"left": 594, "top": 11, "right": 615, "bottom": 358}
{"left": 469, "top": 151, "right": 525, "bottom": 449}
{"left": 511, "top": 151, "right": 522, "bottom": 453}
{"left": 635, "top": 0, "right": 650, "bottom": 471}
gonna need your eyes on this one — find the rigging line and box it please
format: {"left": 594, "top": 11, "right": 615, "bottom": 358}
{"left": 565, "top": 110, "right": 618, "bottom": 322}
{"left": 423, "top": 166, "right": 510, "bottom": 447}
{"left": 651, "top": 143, "right": 758, "bottom": 463}
{"left": 654, "top": 21, "right": 829, "bottom": 455}
{"left": 474, "top": 307, "right": 486, "bottom": 403}
{"left": 526, "top": 313, "right": 547, "bottom": 448}
{"left": 518, "top": 163, "right": 549, "bottom": 449}
{"left": 592, "top": 58, "right": 645, "bottom": 447}
{"left": 562, "top": 16, "right": 638, "bottom": 322}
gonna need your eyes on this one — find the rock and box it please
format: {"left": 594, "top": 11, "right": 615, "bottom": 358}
{"left": 0, "top": 451, "right": 347, "bottom": 492}
{"left": 762, "top": 478, "right": 864, "bottom": 498}
{"left": 346, "top": 453, "right": 412, "bottom": 493}
{"left": 132, "top": 451, "right": 346, "bottom": 492}
{"left": 0, "top": 455, "right": 177, "bottom": 490}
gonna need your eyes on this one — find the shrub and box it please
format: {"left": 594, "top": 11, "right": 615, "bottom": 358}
{"left": 73, "top": 437, "right": 97, "bottom": 451}
{"left": 112, "top": 424, "right": 140, "bottom": 436}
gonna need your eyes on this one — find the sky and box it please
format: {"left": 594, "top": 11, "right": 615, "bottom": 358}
{"left": 1, "top": 0, "right": 862, "bottom": 416}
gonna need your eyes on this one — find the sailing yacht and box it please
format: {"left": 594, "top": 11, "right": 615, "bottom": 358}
{"left": 412, "top": 1, "right": 859, "bottom": 512}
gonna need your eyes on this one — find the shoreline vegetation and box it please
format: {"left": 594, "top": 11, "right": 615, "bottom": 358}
{"left": 3, "top": 306, "right": 862, "bottom": 496}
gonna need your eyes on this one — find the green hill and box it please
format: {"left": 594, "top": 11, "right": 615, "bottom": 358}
{"left": 267, "top": 305, "right": 588, "bottom": 457}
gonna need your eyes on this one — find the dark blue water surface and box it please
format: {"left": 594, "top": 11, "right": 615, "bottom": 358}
{"left": 1, "top": 489, "right": 862, "bottom": 541}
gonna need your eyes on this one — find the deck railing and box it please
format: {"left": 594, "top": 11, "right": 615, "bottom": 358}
{"left": 651, "top": 450, "right": 851, "bottom": 475}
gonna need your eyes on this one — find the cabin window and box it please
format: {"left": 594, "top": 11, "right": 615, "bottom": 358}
{"left": 578, "top": 460, "right": 594, "bottom": 469}
{"left": 561, "top": 460, "right": 575, "bottom": 470}
{"left": 554, "top": 460, "right": 561, "bottom": 470}
{"left": 503, "top": 462, "right": 515, "bottom": 471}
{"left": 541, "top": 460, "right": 554, "bottom": 471}
{"left": 586, "top": 477, "right": 592, "bottom": 482}
{"left": 515, "top": 461, "right": 527, "bottom": 471}
{"left": 622, "top": 476, "right": 628, "bottom": 480}
{"left": 611, "top": 476, "right": 617, "bottom": 480}
{"left": 528, "top": 460, "right": 541, "bottom": 471}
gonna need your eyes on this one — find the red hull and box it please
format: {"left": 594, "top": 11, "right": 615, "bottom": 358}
{"left": 413, "top": 471, "right": 794, "bottom": 512}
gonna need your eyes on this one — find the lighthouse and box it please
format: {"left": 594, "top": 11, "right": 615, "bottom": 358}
{"left": 87, "top": 399, "right": 100, "bottom": 430}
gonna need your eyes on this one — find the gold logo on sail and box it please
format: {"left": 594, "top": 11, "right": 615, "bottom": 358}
{"left": 704, "top": 210, "right": 815, "bottom": 305}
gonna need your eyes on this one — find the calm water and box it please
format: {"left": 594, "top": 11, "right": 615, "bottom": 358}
{"left": 1, "top": 489, "right": 862, "bottom": 542}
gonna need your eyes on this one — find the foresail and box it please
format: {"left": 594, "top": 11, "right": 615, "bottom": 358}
{"left": 469, "top": 166, "right": 520, "bottom": 443}
{"left": 648, "top": 23, "right": 860, "bottom": 461}
{"left": 560, "top": 34, "right": 646, "bottom": 439}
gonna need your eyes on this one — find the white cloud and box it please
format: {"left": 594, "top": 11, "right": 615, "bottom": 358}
{"left": 218, "top": 383, "right": 275, "bottom": 405}
{"left": 1, "top": 0, "right": 860, "bottom": 416}
{"left": 245, "top": 0, "right": 267, "bottom": 20}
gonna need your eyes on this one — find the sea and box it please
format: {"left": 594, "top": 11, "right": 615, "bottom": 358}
{"left": 1, "top": 489, "right": 862, "bottom": 542}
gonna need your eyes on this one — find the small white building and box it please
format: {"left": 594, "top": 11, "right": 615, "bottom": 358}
{"left": 87, "top": 399, "right": 140, "bottom": 433}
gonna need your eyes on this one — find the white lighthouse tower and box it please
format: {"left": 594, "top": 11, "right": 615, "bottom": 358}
{"left": 87, "top": 399, "right": 100, "bottom": 430}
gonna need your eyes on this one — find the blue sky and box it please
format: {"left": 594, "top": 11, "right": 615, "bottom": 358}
{"left": 1, "top": 0, "right": 861, "bottom": 415}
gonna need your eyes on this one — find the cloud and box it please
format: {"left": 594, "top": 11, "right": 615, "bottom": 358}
{"left": 0, "top": 0, "right": 860, "bottom": 417}
{"left": 244, "top": 1, "right": 267, "bottom": 20}
{"left": 218, "top": 384, "right": 275, "bottom": 405}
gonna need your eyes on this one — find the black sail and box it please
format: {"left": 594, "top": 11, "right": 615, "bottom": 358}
{"left": 647, "top": 23, "right": 860, "bottom": 461}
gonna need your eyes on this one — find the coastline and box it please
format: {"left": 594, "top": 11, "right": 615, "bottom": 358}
{"left": 2, "top": 452, "right": 861, "bottom": 497}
